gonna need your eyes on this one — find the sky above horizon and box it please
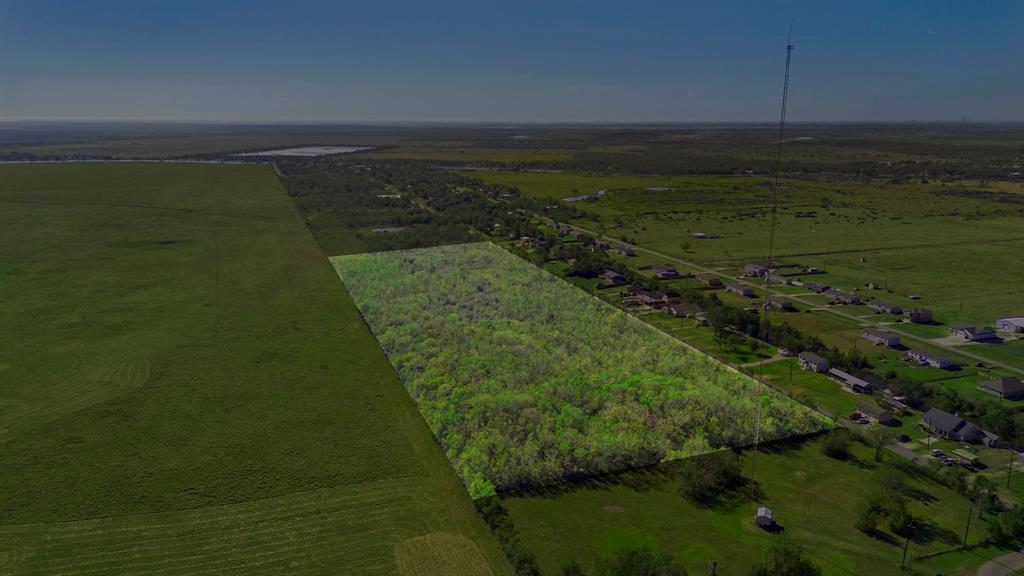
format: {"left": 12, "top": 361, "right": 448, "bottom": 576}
{"left": 1, "top": 1, "right": 1021, "bottom": 122}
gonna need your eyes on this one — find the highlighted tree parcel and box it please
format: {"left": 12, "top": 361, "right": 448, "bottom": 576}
{"left": 333, "top": 243, "right": 827, "bottom": 497}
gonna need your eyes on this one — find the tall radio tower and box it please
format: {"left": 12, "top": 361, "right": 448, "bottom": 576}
{"left": 751, "top": 21, "right": 795, "bottom": 483}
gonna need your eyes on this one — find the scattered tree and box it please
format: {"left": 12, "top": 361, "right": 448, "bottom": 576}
{"left": 748, "top": 537, "right": 821, "bottom": 576}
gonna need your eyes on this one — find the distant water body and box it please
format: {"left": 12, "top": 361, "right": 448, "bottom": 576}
{"left": 236, "top": 146, "right": 371, "bottom": 157}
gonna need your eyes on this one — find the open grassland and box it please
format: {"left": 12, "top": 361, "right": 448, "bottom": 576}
{"left": 0, "top": 163, "right": 509, "bottom": 576}
{"left": 332, "top": 243, "right": 827, "bottom": 498}
{"left": 470, "top": 170, "right": 1024, "bottom": 366}
{"left": 502, "top": 437, "right": 999, "bottom": 576}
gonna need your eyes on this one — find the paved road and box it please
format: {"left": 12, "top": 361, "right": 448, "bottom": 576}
{"left": 977, "top": 551, "right": 1024, "bottom": 576}
{"left": 567, "top": 223, "right": 1024, "bottom": 377}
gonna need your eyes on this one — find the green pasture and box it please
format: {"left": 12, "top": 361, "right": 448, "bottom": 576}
{"left": 502, "top": 436, "right": 995, "bottom": 576}
{"left": 0, "top": 163, "right": 509, "bottom": 576}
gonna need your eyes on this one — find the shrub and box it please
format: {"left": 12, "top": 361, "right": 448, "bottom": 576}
{"left": 748, "top": 537, "right": 821, "bottom": 576}
{"left": 821, "top": 428, "right": 853, "bottom": 460}
{"left": 679, "top": 451, "right": 743, "bottom": 506}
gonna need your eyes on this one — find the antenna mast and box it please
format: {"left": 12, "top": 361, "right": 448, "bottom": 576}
{"left": 751, "top": 21, "right": 795, "bottom": 483}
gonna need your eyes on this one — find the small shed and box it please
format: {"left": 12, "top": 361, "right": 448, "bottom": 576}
{"left": 755, "top": 507, "right": 774, "bottom": 529}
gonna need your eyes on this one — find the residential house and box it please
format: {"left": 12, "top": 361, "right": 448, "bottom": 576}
{"left": 903, "top": 308, "right": 933, "bottom": 324}
{"left": 652, "top": 264, "right": 680, "bottom": 279}
{"left": 906, "top": 349, "right": 957, "bottom": 369}
{"left": 798, "top": 351, "right": 829, "bottom": 373}
{"left": 862, "top": 329, "right": 901, "bottom": 347}
{"left": 996, "top": 317, "right": 1024, "bottom": 333}
{"left": 726, "top": 284, "right": 756, "bottom": 298}
{"left": 856, "top": 401, "right": 896, "bottom": 425}
{"left": 598, "top": 269, "right": 627, "bottom": 286}
{"left": 825, "top": 288, "right": 861, "bottom": 305}
{"left": 696, "top": 273, "right": 722, "bottom": 287}
{"left": 667, "top": 301, "right": 702, "bottom": 318}
{"left": 829, "top": 369, "right": 874, "bottom": 394}
{"left": 804, "top": 281, "right": 831, "bottom": 293}
{"left": 767, "top": 296, "right": 796, "bottom": 312}
{"left": 950, "top": 322, "right": 996, "bottom": 342}
{"left": 979, "top": 376, "right": 1024, "bottom": 400}
{"left": 868, "top": 301, "right": 903, "bottom": 315}
{"left": 745, "top": 262, "right": 775, "bottom": 277}
{"left": 922, "top": 408, "right": 999, "bottom": 446}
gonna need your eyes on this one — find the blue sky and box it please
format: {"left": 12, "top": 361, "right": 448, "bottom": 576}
{"left": 1, "top": 0, "right": 1021, "bottom": 122}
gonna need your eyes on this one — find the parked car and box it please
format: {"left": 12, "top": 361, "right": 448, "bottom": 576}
{"left": 929, "top": 448, "right": 944, "bottom": 457}
{"left": 941, "top": 457, "right": 957, "bottom": 466}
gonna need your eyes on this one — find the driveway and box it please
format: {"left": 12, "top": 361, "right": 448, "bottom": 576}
{"left": 978, "top": 551, "right": 1024, "bottom": 576}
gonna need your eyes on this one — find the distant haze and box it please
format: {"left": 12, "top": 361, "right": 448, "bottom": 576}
{"left": 1, "top": 1, "right": 1021, "bottom": 122}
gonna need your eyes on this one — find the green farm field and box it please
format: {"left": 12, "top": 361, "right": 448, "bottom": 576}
{"left": 470, "top": 171, "right": 1024, "bottom": 336}
{"left": 332, "top": 243, "right": 827, "bottom": 498}
{"left": 0, "top": 163, "right": 509, "bottom": 576}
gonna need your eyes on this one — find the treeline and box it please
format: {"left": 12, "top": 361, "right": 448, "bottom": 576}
{"left": 277, "top": 158, "right": 592, "bottom": 253}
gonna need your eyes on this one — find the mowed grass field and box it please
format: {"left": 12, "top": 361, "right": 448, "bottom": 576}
{"left": 0, "top": 163, "right": 509, "bottom": 576}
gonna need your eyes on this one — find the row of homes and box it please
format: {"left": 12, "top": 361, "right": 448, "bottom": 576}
{"left": 619, "top": 285, "right": 705, "bottom": 321}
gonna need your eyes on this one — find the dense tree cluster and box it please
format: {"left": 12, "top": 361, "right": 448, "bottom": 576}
{"left": 678, "top": 451, "right": 744, "bottom": 506}
{"left": 277, "top": 158, "right": 590, "bottom": 253}
{"left": 335, "top": 243, "right": 827, "bottom": 496}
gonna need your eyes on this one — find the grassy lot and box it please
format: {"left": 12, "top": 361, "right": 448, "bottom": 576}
{"left": 0, "top": 163, "right": 509, "bottom": 576}
{"left": 751, "top": 359, "right": 859, "bottom": 419}
{"left": 502, "top": 437, "right": 996, "bottom": 576}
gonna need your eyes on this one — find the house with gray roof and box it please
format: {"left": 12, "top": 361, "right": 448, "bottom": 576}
{"left": 996, "top": 317, "right": 1024, "bottom": 333}
{"left": 950, "top": 322, "right": 996, "bottom": 342}
{"left": 979, "top": 376, "right": 1024, "bottom": 400}
{"left": 923, "top": 407, "right": 998, "bottom": 446}
{"left": 726, "top": 284, "right": 756, "bottom": 298}
{"left": 906, "top": 349, "right": 957, "bottom": 370}
{"left": 798, "top": 352, "right": 829, "bottom": 373}
{"left": 862, "top": 329, "right": 901, "bottom": 347}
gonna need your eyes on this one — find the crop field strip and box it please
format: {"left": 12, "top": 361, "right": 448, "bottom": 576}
{"left": 1, "top": 479, "right": 424, "bottom": 576}
{"left": 333, "top": 242, "right": 828, "bottom": 498}
{"left": 0, "top": 163, "right": 509, "bottom": 576}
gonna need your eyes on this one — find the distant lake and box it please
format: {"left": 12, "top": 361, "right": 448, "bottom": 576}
{"left": 236, "top": 146, "right": 372, "bottom": 157}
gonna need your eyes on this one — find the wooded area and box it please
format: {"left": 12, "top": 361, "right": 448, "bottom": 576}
{"left": 333, "top": 243, "right": 827, "bottom": 497}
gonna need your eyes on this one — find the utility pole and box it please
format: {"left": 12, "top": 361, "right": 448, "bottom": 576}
{"left": 900, "top": 522, "right": 915, "bottom": 568}
{"left": 963, "top": 501, "right": 972, "bottom": 548}
{"left": 1009, "top": 450, "right": 1015, "bottom": 488}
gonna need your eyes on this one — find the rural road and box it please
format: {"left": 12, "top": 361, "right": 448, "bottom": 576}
{"left": 977, "top": 551, "right": 1024, "bottom": 576}
{"left": 566, "top": 223, "right": 1024, "bottom": 377}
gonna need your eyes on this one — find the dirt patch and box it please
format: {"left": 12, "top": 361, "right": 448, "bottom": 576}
{"left": 602, "top": 505, "right": 625, "bottom": 513}
{"left": 394, "top": 532, "right": 493, "bottom": 576}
